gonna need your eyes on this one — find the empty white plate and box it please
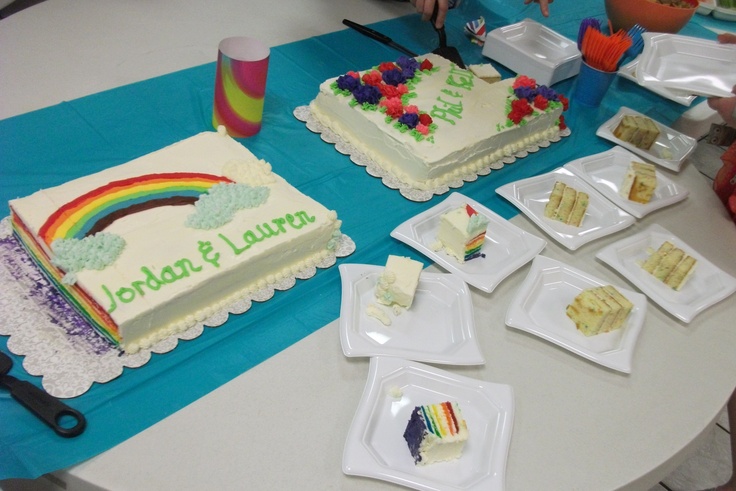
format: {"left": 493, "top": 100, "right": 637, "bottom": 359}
{"left": 596, "top": 224, "right": 736, "bottom": 323}
{"left": 618, "top": 57, "right": 696, "bottom": 107}
{"left": 596, "top": 107, "right": 697, "bottom": 172}
{"left": 505, "top": 255, "right": 648, "bottom": 373}
{"left": 564, "top": 146, "right": 689, "bottom": 218}
{"left": 495, "top": 167, "right": 635, "bottom": 250}
{"left": 636, "top": 33, "right": 736, "bottom": 98}
{"left": 390, "top": 192, "right": 546, "bottom": 293}
{"left": 343, "top": 356, "right": 514, "bottom": 491}
{"left": 338, "top": 264, "right": 484, "bottom": 365}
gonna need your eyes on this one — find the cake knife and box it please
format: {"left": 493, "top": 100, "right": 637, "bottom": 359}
{"left": 0, "top": 351, "right": 86, "bottom": 437}
{"left": 342, "top": 19, "right": 418, "bottom": 58}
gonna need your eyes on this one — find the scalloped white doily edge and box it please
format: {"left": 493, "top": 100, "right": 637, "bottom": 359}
{"left": 0, "top": 216, "right": 355, "bottom": 398}
{"left": 294, "top": 105, "right": 571, "bottom": 202}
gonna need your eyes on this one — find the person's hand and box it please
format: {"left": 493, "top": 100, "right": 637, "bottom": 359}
{"left": 707, "top": 33, "right": 736, "bottom": 128}
{"left": 524, "top": 0, "right": 553, "bottom": 17}
{"left": 410, "top": 0, "right": 449, "bottom": 28}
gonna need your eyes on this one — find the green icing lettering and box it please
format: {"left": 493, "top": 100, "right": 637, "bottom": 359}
{"left": 430, "top": 97, "right": 464, "bottom": 125}
{"left": 199, "top": 241, "right": 221, "bottom": 268}
{"left": 116, "top": 287, "right": 136, "bottom": 304}
{"left": 445, "top": 67, "right": 474, "bottom": 91}
{"left": 103, "top": 285, "right": 117, "bottom": 313}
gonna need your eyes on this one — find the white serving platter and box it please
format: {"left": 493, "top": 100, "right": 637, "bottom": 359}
{"left": 618, "top": 57, "right": 696, "bottom": 107}
{"left": 482, "top": 18, "right": 581, "bottom": 86}
{"left": 343, "top": 356, "right": 514, "bottom": 491}
{"left": 636, "top": 33, "right": 736, "bottom": 98}
{"left": 338, "top": 264, "right": 484, "bottom": 365}
{"left": 505, "top": 255, "right": 648, "bottom": 373}
{"left": 596, "top": 224, "right": 736, "bottom": 323}
{"left": 495, "top": 167, "right": 635, "bottom": 251}
{"left": 596, "top": 107, "right": 697, "bottom": 172}
{"left": 390, "top": 192, "right": 546, "bottom": 293}
{"left": 563, "top": 146, "right": 689, "bottom": 218}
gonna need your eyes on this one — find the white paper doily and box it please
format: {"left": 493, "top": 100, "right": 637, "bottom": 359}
{"left": 294, "top": 105, "right": 571, "bottom": 202}
{"left": 0, "top": 216, "right": 355, "bottom": 398}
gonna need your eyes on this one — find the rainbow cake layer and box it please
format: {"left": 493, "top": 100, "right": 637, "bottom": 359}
{"left": 403, "top": 401, "right": 469, "bottom": 465}
{"left": 309, "top": 53, "right": 568, "bottom": 191}
{"left": 10, "top": 127, "right": 345, "bottom": 353}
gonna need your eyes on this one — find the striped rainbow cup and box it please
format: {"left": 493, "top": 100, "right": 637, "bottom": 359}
{"left": 213, "top": 37, "right": 270, "bottom": 138}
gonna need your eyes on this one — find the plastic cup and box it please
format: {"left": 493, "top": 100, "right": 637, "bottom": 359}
{"left": 212, "top": 37, "right": 270, "bottom": 138}
{"left": 573, "top": 61, "right": 616, "bottom": 108}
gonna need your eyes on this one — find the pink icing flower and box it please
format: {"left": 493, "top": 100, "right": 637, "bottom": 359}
{"left": 346, "top": 71, "right": 360, "bottom": 79}
{"left": 378, "top": 62, "right": 397, "bottom": 72}
{"left": 380, "top": 97, "right": 404, "bottom": 119}
{"left": 415, "top": 124, "right": 429, "bottom": 135}
{"left": 404, "top": 105, "right": 419, "bottom": 114}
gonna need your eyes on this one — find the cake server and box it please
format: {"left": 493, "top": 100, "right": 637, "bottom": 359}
{"left": 430, "top": 3, "right": 466, "bottom": 68}
{"left": 342, "top": 19, "right": 418, "bottom": 57}
{"left": 0, "top": 351, "right": 86, "bottom": 437}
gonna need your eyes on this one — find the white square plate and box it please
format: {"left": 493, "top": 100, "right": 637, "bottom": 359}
{"left": 482, "top": 18, "right": 581, "bottom": 86}
{"left": 636, "top": 33, "right": 736, "bottom": 98}
{"left": 338, "top": 264, "right": 484, "bottom": 365}
{"left": 505, "top": 255, "right": 648, "bottom": 373}
{"left": 343, "top": 356, "right": 514, "bottom": 491}
{"left": 563, "top": 146, "right": 689, "bottom": 219}
{"left": 596, "top": 224, "right": 736, "bottom": 323}
{"left": 390, "top": 192, "right": 546, "bottom": 293}
{"left": 596, "top": 107, "right": 697, "bottom": 172}
{"left": 495, "top": 167, "right": 635, "bottom": 251}
{"left": 618, "top": 57, "right": 696, "bottom": 107}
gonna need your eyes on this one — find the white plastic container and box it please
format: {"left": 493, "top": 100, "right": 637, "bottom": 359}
{"left": 482, "top": 19, "right": 581, "bottom": 86}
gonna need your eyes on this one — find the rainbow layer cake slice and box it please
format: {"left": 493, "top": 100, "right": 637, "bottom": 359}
{"left": 437, "top": 203, "right": 489, "bottom": 263}
{"left": 403, "top": 401, "right": 469, "bottom": 466}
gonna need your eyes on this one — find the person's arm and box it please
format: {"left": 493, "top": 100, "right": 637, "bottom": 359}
{"left": 707, "top": 33, "right": 736, "bottom": 128}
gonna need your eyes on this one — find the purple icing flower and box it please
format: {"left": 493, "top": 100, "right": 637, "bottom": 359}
{"left": 398, "top": 112, "right": 420, "bottom": 129}
{"left": 396, "top": 56, "right": 420, "bottom": 73}
{"left": 382, "top": 68, "right": 406, "bottom": 86}
{"left": 352, "top": 84, "right": 382, "bottom": 105}
{"left": 514, "top": 85, "right": 537, "bottom": 102}
{"left": 336, "top": 74, "right": 361, "bottom": 92}
{"left": 537, "top": 85, "right": 559, "bottom": 101}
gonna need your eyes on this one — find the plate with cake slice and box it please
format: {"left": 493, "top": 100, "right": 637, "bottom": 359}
{"left": 342, "top": 356, "right": 514, "bottom": 491}
{"left": 564, "top": 146, "right": 689, "bottom": 218}
{"left": 390, "top": 192, "right": 546, "bottom": 293}
{"left": 596, "top": 224, "right": 736, "bottom": 323}
{"left": 596, "top": 107, "right": 697, "bottom": 172}
{"left": 505, "top": 255, "right": 648, "bottom": 373}
{"left": 338, "top": 263, "right": 484, "bottom": 365}
{"left": 495, "top": 167, "right": 635, "bottom": 251}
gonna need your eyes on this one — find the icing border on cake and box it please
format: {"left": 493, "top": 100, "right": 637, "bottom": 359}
{"left": 294, "top": 105, "right": 570, "bottom": 202}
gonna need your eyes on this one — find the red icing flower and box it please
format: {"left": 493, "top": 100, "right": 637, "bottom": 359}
{"left": 465, "top": 204, "right": 477, "bottom": 216}
{"left": 418, "top": 113, "right": 433, "bottom": 126}
{"left": 508, "top": 98, "right": 533, "bottom": 124}
{"left": 420, "top": 59, "right": 434, "bottom": 71}
{"left": 558, "top": 114, "right": 567, "bottom": 130}
{"left": 559, "top": 94, "right": 570, "bottom": 111}
{"left": 513, "top": 75, "right": 537, "bottom": 90}
{"left": 379, "top": 84, "right": 401, "bottom": 98}
{"left": 533, "top": 94, "right": 549, "bottom": 110}
{"left": 378, "top": 62, "right": 397, "bottom": 72}
{"left": 361, "top": 70, "right": 383, "bottom": 86}
{"left": 380, "top": 97, "right": 404, "bottom": 118}
{"left": 346, "top": 71, "right": 360, "bottom": 79}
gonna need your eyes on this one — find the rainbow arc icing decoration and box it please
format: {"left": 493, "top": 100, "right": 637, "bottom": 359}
{"left": 212, "top": 47, "right": 270, "bottom": 138}
{"left": 39, "top": 172, "right": 233, "bottom": 246}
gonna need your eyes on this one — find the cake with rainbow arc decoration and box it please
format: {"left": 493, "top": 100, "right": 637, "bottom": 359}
{"left": 403, "top": 401, "right": 469, "bottom": 465}
{"left": 436, "top": 203, "right": 489, "bottom": 263}
{"left": 308, "top": 53, "right": 568, "bottom": 192}
{"left": 9, "top": 127, "right": 349, "bottom": 353}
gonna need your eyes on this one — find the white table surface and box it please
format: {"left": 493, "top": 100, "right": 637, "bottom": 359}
{"left": 3, "top": 2, "right": 736, "bottom": 490}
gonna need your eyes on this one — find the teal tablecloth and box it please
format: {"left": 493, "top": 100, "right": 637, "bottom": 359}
{"left": 0, "top": 0, "right": 720, "bottom": 480}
